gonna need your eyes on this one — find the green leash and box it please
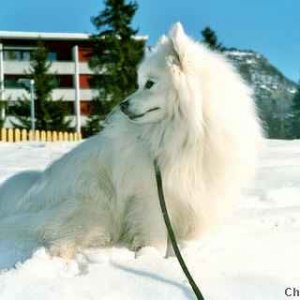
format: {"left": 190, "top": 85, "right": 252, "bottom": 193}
{"left": 154, "top": 159, "right": 205, "bottom": 300}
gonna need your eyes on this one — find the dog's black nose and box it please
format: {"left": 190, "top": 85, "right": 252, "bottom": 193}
{"left": 120, "top": 100, "right": 130, "bottom": 113}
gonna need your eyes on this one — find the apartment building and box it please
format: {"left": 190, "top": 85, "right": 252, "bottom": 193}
{"left": 0, "top": 31, "right": 148, "bottom": 132}
{"left": 0, "top": 31, "right": 98, "bottom": 132}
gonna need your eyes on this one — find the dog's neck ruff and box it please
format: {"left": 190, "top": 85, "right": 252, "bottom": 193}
{"left": 140, "top": 115, "right": 203, "bottom": 173}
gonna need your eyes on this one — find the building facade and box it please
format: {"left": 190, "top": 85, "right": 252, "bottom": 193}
{"left": 0, "top": 31, "right": 101, "bottom": 132}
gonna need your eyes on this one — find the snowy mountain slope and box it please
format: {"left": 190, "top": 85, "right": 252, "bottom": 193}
{"left": 226, "top": 50, "right": 298, "bottom": 126}
{"left": 0, "top": 140, "right": 299, "bottom": 300}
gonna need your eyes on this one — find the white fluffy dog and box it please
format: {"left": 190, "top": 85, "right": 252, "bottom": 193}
{"left": 0, "top": 23, "right": 262, "bottom": 258}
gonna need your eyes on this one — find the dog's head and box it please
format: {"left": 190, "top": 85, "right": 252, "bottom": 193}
{"left": 120, "top": 23, "right": 200, "bottom": 124}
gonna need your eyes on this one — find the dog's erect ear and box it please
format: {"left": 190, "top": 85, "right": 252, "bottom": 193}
{"left": 169, "top": 22, "right": 186, "bottom": 42}
{"left": 168, "top": 22, "right": 188, "bottom": 69}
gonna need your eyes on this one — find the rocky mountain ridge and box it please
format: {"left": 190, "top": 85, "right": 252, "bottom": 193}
{"left": 225, "top": 49, "right": 298, "bottom": 121}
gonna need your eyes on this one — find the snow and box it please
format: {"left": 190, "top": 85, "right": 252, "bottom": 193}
{"left": 225, "top": 50, "right": 252, "bottom": 57}
{"left": 245, "top": 59, "right": 254, "bottom": 64}
{"left": 0, "top": 140, "right": 300, "bottom": 299}
{"left": 260, "top": 84, "right": 272, "bottom": 91}
{"left": 289, "top": 89, "right": 297, "bottom": 94}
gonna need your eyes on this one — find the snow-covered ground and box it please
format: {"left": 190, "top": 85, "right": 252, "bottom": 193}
{"left": 0, "top": 140, "right": 299, "bottom": 300}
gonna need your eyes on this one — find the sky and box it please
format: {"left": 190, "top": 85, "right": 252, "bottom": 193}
{"left": 0, "top": 0, "right": 299, "bottom": 82}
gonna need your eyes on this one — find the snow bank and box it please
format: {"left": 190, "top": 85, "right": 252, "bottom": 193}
{"left": 0, "top": 140, "right": 299, "bottom": 299}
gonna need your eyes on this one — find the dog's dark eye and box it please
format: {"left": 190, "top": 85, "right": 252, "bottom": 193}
{"left": 144, "top": 80, "right": 155, "bottom": 90}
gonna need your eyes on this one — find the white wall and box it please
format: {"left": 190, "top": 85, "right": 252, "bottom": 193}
{"left": 3, "top": 88, "right": 97, "bottom": 101}
{"left": 3, "top": 61, "right": 93, "bottom": 75}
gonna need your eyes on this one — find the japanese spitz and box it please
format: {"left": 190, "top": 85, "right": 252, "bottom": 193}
{"left": 0, "top": 23, "right": 262, "bottom": 258}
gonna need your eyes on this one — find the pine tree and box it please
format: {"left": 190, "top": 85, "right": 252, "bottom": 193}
{"left": 86, "top": 0, "right": 145, "bottom": 135}
{"left": 201, "top": 26, "right": 225, "bottom": 52}
{"left": 290, "top": 84, "right": 300, "bottom": 138}
{"left": 11, "top": 41, "right": 71, "bottom": 131}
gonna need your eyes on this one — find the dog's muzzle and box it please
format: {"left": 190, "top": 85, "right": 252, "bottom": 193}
{"left": 120, "top": 100, "right": 130, "bottom": 115}
{"left": 120, "top": 101, "right": 160, "bottom": 120}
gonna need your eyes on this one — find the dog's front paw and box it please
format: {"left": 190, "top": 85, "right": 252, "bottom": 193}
{"left": 48, "top": 241, "right": 77, "bottom": 261}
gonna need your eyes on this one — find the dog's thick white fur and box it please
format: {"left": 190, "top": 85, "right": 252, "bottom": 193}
{"left": 0, "top": 23, "right": 262, "bottom": 258}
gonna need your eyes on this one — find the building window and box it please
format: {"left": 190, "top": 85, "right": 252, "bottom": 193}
{"left": 3, "top": 50, "right": 32, "bottom": 61}
{"left": 4, "top": 75, "right": 32, "bottom": 89}
{"left": 3, "top": 49, "right": 57, "bottom": 62}
{"left": 48, "top": 52, "right": 57, "bottom": 61}
{"left": 4, "top": 50, "right": 21, "bottom": 61}
{"left": 4, "top": 78, "right": 19, "bottom": 88}
{"left": 22, "top": 51, "right": 32, "bottom": 61}
{"left": 4, "top": 75, "right": 74, "bottom": 89}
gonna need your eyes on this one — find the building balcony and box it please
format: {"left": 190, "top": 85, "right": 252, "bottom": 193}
{"left": 79, "top": 63, "right": 93, "bottom": 75}
{"left": 2, "top": 61, "right": 93, "bottom": 75}
{"left": 2, "top": 61, "right": 31, "bottom": 75}
{"left": 79, "top": 89, "right": 98, "bottom": 100}
{"left": 3, "top": 88, "right": 98, "bottom": 101}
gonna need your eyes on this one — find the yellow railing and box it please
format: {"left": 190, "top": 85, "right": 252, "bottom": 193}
{"left": 0, "top": 128, "right": 82, "bottom": 142}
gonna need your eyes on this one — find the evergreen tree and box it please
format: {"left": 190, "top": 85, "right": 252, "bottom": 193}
{"left": 86, "top": 0, "right": 145, "bottom": 135}
{"left": 201, "top": 26, "right": 225, "bottom": 52}
{"left": 11, "top": 41, "right": 71, "bottom": 131}
{"left": 290, "top": 84, "right": 300, "bottom": 138}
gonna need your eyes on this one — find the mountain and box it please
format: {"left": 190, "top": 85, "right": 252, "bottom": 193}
{"left": 225, "top": 49, "right": 298, "bottom": 137}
